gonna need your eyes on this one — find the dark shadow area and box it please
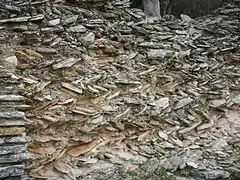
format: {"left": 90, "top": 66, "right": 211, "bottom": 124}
{"left": 131, "top": 0, "right": 224, "bottom": 18}
{"left": 170, "top": 0, "right": 223, "bottom": 18}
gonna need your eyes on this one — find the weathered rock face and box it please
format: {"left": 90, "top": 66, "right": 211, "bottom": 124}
{"left": 0, "top": 0, "right": 239, "bottom": 179}
{"left": 142, "top": 0, "right": 161, "bottom": 17}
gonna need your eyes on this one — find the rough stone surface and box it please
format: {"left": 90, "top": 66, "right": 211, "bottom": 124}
{"left": 0, "top": 0, "right": 239, "bottom": 179}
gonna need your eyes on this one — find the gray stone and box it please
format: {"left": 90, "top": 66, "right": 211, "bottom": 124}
{"left": 0, "top": 136, "right": 31, "bottom": 145}
{"left": 47, "top": 18, "right": 60, "bottom": 26}
{"left": 147, "top": 49, "right": 173, "bottom": 59}
{"left": 0, "top": 165, "right": 25, "bottom": 178}
{"left": 62, "top": 15, "right": 79, "bottom": 25}
{"left": 186, "top": 161, "right": 198, "bottom": 169}
{"left": 0, "top": 145, "right": 26, "bottom": 155}
{"left": 194, "top": 169, "right": 230, "bottom": 179}
{"left": 4, "top": 56, "right": 18, "bottom": 66}
{"left": 180, "top": 14, "right": 193, "bottom": 22}
{"left": 0, "top": 153, "right": 31, "bottom": 164}
{"left": 0, "top": 119, "right": 25, "bottom": 126}
{"left": 231, "top": 94, "right": 240, "bottom": 105}
{"left": 174, "top": 97, "right": 194, "bottom": 110}
{"left": 152, "top": 97, "right": 170, "bottom": 109}
{"left": 0, "top": 111, "right": 25, "bottom": 119}
{"left": 0, "top": 14, "right": 44, "bottom": 24}
{"left": 36, "top": 47, "right": 57, "bottom": 54}
{"left": 0, "top": 95, "right": 25, "bottom": 102}
{"left": 209, "top": 99, "right": 226, "bottom": 108}
{"left": 52, "top": 57, "right": 81, "bottom": 69}
{"left": 83, "top": 32, "right": 95, "bottom": 46}
{"left": 12, "top": 25, "right": 28, "bottom": 32}
{"left": 68, "top": 25, "right": 87, "bottom": 33}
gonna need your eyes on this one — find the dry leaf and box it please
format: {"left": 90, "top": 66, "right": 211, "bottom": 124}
{"left": 67, "top": 140, "right": 97, "bottom": 157}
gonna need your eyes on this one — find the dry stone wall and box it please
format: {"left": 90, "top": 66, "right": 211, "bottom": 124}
{"left": 0, "top": 0, "right": 239, "bottom": 179}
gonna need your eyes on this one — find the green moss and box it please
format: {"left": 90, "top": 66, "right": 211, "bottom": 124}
{"left": 127, "top": 170, "right": 139, "bottom": 177}
{"left": 154, "top": 170, "right": 174, "bottom": 180}
{"left": 119, "top": 168, "right": 174, "bottom": 180}
{"left": 0, "top": 127, "right": 25, "bottom": 136}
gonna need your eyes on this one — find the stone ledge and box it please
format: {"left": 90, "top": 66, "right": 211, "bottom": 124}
{"left": 0, "top": 165, "right": 25, "bottom": 179}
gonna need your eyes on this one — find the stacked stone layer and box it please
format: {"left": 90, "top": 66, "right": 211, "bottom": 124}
{"left": 0, "top": 58, "right": 31, "bottom": 178}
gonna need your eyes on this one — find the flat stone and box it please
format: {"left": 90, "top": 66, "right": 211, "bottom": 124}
{"left": 0, "top": 136, "right": 31, "bottom": 145}
{"left": 4, "top": 5, "right": 21, "bottom": 13}
{"left": 209, "top": 99, "right": 226, "bottom": 108}
{"left": 0, "top": 127, "right": 25, "bottom": 136}
{"left": 62, "top": 15, "right": 79, "bottom": 25}
{"left": 174, "top": 97, "right": 194, "bottom": 110}
{"left": 52, "top": 57, "right": 81, "bottom": 69}
{"left": 47, "top": 18, "right": 60, "bottom": 26}
{"left": 0, "top": 111, "right": 25, "bottom": 119}
{"left": 194, "top": 169, "right": 230, "bottom": 179}
{"left": 147, "top": 49, "right": 173, "bottom": 59}
{"left": 0, "top": 95, "right": 25, "bottom": 101}
{"left": 4, "top": 56, "right": 18, "bottom": 66}
{"left": 36, "top": 47, "right": 57, "bottom": 54}
{"left": 0, "top": 165, "right": 25, "bottom": 178}
{"left": 0, "top": 144, "right": 26, "bottom": 155}
{"left": 0, "top": 14, "right": 44, "bottom": 24}
{"left": 0, "top": 153, "right": 31, "bottom": 164}
{"left": 186, "top": 161, "right": 198, "bottom": 168}
{"left": 12, "top": 25, "right": 28, "bottom": 32}
{"left": 175, "top": 49, "right": 191, "bottom": 58}
{"left": 0, "top": 119, "right": 25, "bottom": 126}
{"left": 231, "top": 94, "right": 240, "bottom": 105}
{"left": 149, "top": 97, "right": 169, "bottom": 109}
{"left": 68, "top": 25, "right": 87, "bottom": 33}
{"left": 180, "top": 14, "right": 193, "bottom": 22}
{"left": 83, "top": 32, "right": 95, "bottom": 45}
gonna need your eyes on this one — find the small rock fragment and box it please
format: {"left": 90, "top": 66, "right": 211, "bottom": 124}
{"left": 147, "top": 49, "right": 173, "bottom": 59}
{"left": 174, "top": 97, "right": 194, "bottom": 110}
{"left": 62, "top": 15, "right": 78, "bottom": 25}
{"left": 68, "top": 25, "right": 87, "bottom": 33}
{"left": 4, "top": 56, "right": 18, "bottom": 66}
{"left": 158, "top": 130, "right": 168, "bottom": 140}
{"left": 180, "top": 14, "right": 193, "bottom": 22}
{"left": 47, "top": 18, "right": 60, "bottom": 26}
{"left": 209, "top": 99, "right": 226, "bottom": 108}
{"left": 61, "top": 82, "right": 82, "bottom": 94}
{"left": 12, "top": 25, "right": 28, "bottom": 32}
{"left": 151, "top": 97, "right": 169, "bottom": 109}
{"left": 36, "top": 48, "right": 57, "bottom": 54}
{"left": 231, "top": 94, "right": 240, "bottom": 105}
{"left": 52, "top": 57, "right": 80, "bottom": 69}
{"left": 83, "top": 32, "right": 95, "bottom": 46}
{"left": 186, "top": 161, "right": 198, "bottom": 168}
